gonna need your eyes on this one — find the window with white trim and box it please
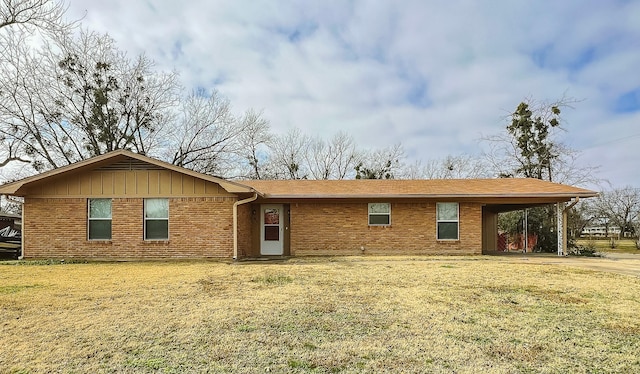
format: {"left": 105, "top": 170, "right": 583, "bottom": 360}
{"left": 368, "top": 203, "right": 391, "bottom": 225}
{"left": 88, "top": 198, "right": 112, "bottom": 240}
{"left": 437, "top": 202, "right": 459, "bottom": 240}
{"left": 144, "top": 198, "right": 169, "bottom": 240}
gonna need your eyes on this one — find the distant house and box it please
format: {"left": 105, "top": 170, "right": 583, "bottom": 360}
{"left": 0, "top": 150, "right": 597, "bottom": 260}
{"left": 581, "top": 226, "right": 631, "bottom": 238}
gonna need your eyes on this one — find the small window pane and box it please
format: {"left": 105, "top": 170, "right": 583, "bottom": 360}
{"left": 369, "top": 214, "right": 390, "bottom": 225}
{"left": 437, "top": 203, "right": 458, "bottom": 221}
{"left": 369, "top": 203, "right": 390, "bottom": 214}
{"left": 89, "top": 220, "right": 111, "bottom": 240}
{"left": 146, "top": 220, "right": 168, "bottom": 240}
{"left": 90, "top": 199, "right": 111, "bottom": 219}
{"left": 264, "top": 226, "right": 280, "bottom": 241}
{"left": 145, "top": 199, "right": 168, "bottom": 219}
{"left": 264, "top": 209, "right": 279, "bottom": 224}
{"left": 438, "top": 222, "right": 458, "bottom": 240}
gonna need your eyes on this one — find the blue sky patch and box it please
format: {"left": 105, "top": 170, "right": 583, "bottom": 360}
{"left": 614, "top": 88, "right": 640, "bottom": 113}
{"left": 171, "top": 40, "right": 183, "bottom": 60}
{"left": 406, "top": 80, "right": 431, "bottom": 108}
{"left": 272, "top": 22, "right": 318, "bottom": 43}
{"left": 531, "top": 44, "right": 596, "bottom": 72}
{"left": 530, "top": 44, "right": 553, "bottom": 69}
{"left": 567, "top": 46, "right": 596, "bottom": 71}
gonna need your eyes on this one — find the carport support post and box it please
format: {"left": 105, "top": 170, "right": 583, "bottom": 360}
{"left": 559, "top": 197, "right": 580, "bottom": 257}
{"left": 557, "top": 202, "right": 565, "bottom": 256}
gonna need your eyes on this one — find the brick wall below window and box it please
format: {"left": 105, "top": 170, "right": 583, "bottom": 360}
{"left": 23, "top": 197, "right": 237, "bottom": 260}
{"left": 289, "top": 202, "right": 482, "bottom": 255}
{"left": 23, "top": 198, "right": 483, "bottom": 259}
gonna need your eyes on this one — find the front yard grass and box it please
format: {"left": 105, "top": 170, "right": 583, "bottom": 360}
{"left": 1, "top": 256, "right": 639, "bottom": 373}
{"left": 577, "top": 238, "right": 639, "bottom": 254}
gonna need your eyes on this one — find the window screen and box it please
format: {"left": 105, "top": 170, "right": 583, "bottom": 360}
{"left": 88, "top": 198, "right": 112, "bottom": 240}
{"left": 144, "top": 199, "right": 169, "bottom": 240}
{"left": 437, "top": 202, "right": 459, "bottom": 240}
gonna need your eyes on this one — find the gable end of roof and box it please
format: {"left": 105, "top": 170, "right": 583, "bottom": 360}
{"left": 0, "top": 150, "right": 255, "bottom": 195}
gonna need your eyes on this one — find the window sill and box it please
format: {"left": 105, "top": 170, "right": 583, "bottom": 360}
{"left": 87, "top": 240, "right": 112, "bottom": 243}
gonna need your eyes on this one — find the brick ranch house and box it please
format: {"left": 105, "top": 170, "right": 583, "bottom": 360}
{"left": 0, "top": 150, "right": 597, "bottom": 260}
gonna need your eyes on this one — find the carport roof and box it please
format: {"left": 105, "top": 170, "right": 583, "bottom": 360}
{"left": 241, "top": 179, "right": 598, "bottom": 200}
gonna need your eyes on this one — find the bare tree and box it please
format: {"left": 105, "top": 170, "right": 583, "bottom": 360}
{"left": 483, "top": 96, "right": 597, "bottom": 185}
{"left": 0, "top": 29, "right": 67, "bottom": 170}
{"left": 0, "top": 0, "right": 70, "bottom": 32}
{"left": 0, "top": 0, "right": 77, "bottom": 169}
{"left": 55, "top": 32, "right": 179, "bottom": 157}
{"left": 268, "top": 127, "right": 311, "bottom": 179}
{"left": 236, "top": 109, "right": 272, "bottom": 179}
{"left": 305, "top": 131, "right": 361, "bottom": 180}
{"left": 0, "top": 134, "right": 29, "bottom": 168}
{"left": 592, "top": 186, "right": 640, "bottom": 243}
{"left": 167, "top": 89, "right": 241, "bottom": 176}
{"left": 403, "top": 154, "right": 491, "bottom": 179}
{"left": 2, "top": 2, "right": 281, "bottom": 179}
{"left": 0, "top": 30, "right": 180, "bottom": 171}
{"left": 305, "top": 136, "right": 333, "bottom": 180}
{"left": 544, "top": 143, "right": 600, "bottom": 186}
{"left": 355, "top": 143, "right": 405, "bottom": 179}
{"left": 330, "top": 132, "right": 362, "bottom": 179}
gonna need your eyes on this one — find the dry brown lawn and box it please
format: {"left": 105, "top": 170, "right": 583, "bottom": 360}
{"left": 1, "top": 256, "right": 639, "bottom": 373}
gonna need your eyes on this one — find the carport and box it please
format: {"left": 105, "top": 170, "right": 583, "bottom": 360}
{"left": 481, "top": 191, "right": 596, "bottom": 255}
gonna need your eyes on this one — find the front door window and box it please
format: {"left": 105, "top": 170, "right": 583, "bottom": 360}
{"left": 264, "top": 208, "right": 280, "bottom": 241}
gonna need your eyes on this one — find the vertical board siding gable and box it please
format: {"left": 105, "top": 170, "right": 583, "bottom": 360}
{"left": 22, "top": 170, "right": 234, "bottom": 197}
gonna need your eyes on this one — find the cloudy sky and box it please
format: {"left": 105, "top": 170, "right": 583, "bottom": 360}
{"left": 65, "top": 0, "right": 639, "bottom": 189}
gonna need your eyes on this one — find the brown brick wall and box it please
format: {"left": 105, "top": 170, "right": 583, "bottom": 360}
{"left": 289, "top": 201, "right": 482, "bottom": 255}
{"left": 23, "top": 198, "right": 484, "bottom": 260}
{"left": 23, "top": 197, "right": 237, "bottom": 260}
{"left": 236, "top": 204, "right": 253, "bottom": 258}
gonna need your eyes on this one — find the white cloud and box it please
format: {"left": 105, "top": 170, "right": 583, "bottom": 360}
{"left": 64, "top": 0, "right": 640, "bottom": 189}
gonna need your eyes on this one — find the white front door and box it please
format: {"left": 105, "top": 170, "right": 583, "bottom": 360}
{"left": 260, "top": 204, "right": 284, "bottom": 255}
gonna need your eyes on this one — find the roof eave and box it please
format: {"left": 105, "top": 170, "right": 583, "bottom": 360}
{"left": 257, "top": 192, "right": 598, "bottom": 199}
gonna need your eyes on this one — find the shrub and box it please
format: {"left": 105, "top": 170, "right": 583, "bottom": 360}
{"left": 569, "top": 241, "right": 600, "bottom": 257}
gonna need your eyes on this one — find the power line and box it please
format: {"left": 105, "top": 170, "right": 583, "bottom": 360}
{"left": 579, "top": 132, "right": 640, "bottom": 150}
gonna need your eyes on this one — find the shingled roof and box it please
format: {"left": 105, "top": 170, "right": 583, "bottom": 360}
{"left": 242, "top": 179, "right": 597, "bottom": 199}
{"left": 0, "top": 149, "right": 598, "bottom": 201}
